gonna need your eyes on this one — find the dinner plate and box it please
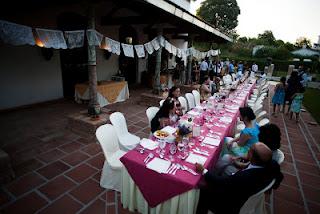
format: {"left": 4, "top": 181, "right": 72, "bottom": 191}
{"left": 153, "top": 130, "right": 170, "bottom": 139}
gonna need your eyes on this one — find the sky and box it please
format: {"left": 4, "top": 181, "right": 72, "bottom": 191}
{"left": 190, "top": 0, "right": 320, "bottom": 44}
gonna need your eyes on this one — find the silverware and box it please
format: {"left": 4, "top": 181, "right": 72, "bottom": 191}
{"left": 144, "top": 153, "right": 154, "bottom": 164}
{"left": 173, "top": 164, "right": 181, "bottom": 175}
{"left": 166, "top": 163, "right": 175, "bottom": 174}
{"left": 181, "top": 165, "right": 198, "bottom": 176}
{"left": 169, "top": 164, "right": 177, "bottom": 174}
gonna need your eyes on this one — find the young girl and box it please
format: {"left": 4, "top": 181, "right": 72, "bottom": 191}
{"left": 272, "top": 77, "right": 286, "bottom": 116}
{"left": 290, "top": 87, "right": 304, "bottom": 122}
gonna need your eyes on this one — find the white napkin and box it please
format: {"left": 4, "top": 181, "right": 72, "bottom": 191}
{"left": 226, "top": 105, "right": 239, "bottom": 110}
{"left": 140, "top": 138, "right": 159, "bottom": 150}
{"left": 146, "top": 157, "right": 171, "bottom": 173}
{"left": 161, "top": 126, "right": 177, "bottom": 135}
{"left": 203, "top": 137, "right": 220, "bottom": 146}
{"left": 188, "top": 111, "right": 201, "bottom": 116}
{"left": 185, "top": 153, "right": 207, "bottom": 165}
{"left": 219, "top": 117, "right": 233, "bottom": 124}
{"left": 226, "top": 108, "right": 237, "bottom": 113}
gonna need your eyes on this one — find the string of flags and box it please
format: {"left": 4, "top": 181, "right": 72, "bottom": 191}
{"left": 0, "top": 20, "right": 220, "bottom": 59}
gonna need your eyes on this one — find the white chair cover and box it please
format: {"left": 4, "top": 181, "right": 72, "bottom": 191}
{"left": 192, "top": 90, "right": 201, "bottom": 106}
{"left": 185, "top": 93, "right": 195, "bottom": 110}
{"left": 178, "top": 96, "right": 188, "bottom": 114}
{"left": 258, "top": 118, "right": 270, "bottom": 127}
{"left": 110, "top": 112, "right": 140, "bottom": 151}
{"left": 256, "top": 111, "right": 267, "bottom": 122}
{"left": 96, "top": 124, "right": 126, "bottom": 191}
{"left": 272, "top": 149, "right": 285, "bottom": 165}
{"left": 239, "top": 179, "right": 275, "bottom": 214}
{"left": 159, "top": 99, "right": 165, "bottom": 107}
{"left": 146, "top": 107, "right": 159, "bottom": 127}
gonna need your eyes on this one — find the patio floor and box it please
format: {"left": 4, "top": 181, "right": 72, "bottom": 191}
{"left": 0, "top": 85, "right": 319, "bottom": 214}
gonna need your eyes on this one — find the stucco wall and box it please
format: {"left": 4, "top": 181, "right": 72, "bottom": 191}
{"left": 0, "top": 45, "right": 63, "bottom": 110}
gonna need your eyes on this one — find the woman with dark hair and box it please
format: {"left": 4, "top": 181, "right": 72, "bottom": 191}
{"left": 285, "top": 71, "right": 302, "bottom": 114}
{"left": 151, "top": 98, "right": 176, "bottom": 133}
{"left": 168, "top": 86, "right": 184, "bottom": 116}
{"left": 258, "top": 123, "right": 282, "bottom": 162}
{"left": 200, "top": 75, "right": 211, "bottom": 101}
{"left": 224, "top": 107, "right": 260, "bottom": 157}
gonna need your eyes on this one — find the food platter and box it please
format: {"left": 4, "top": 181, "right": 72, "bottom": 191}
{"left": 153, "top": 130, "right": 170, "bottom": 139}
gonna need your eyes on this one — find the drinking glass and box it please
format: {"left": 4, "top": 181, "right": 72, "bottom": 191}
{"left": 169, "top": 143, "right": 177, "bottom": 161}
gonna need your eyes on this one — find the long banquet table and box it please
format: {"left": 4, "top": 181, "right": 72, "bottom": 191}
{"left": 120, "top": 79, "right": 256, "bottom": 214}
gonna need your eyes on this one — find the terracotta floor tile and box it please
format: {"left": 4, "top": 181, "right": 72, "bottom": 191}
{"left": 6, "top": 172, "right": 46, "bottom": 197}
{"left": 86, "top": 153, "right": 104, "bottom": 170}
{"left": 2, "top": 192, "right": 48, "bottom": 214}
{"left": 13, "top": 158, "right": 43, "bottom": 178}
{"left": 308, "top": 201, "right": 320, "bottom": 214}
{"left": 59, "top": 142, "right": 83, "bottom": 153}
{"left": 61, "top": 151, "right": 90, "bottom": 166}
{"left": 293, "top": 152, "right": 315, "bottom": 163}
{"left": 38, "top": 195, "right": 82, "bottom": 214}
{"left": 81, "top": 143, "right": 102, "bottom": 156}
{"left": 275, "top": 185, "right": 304, "bottom": 206}
{"left": 299, "top": 172, "right": 320, "bottom": 188}
{"left": 0, "top": 191, "right": 11, "bottom": 206}
{"left": 65, "top": 163, "right": 97, "bottom": 183}
{"left": 38, "top": 175, "right": 77, "bottom": 200}
{"left": 135, "top": 132, "right": 148, "bottom": 139}
{"left": 128, "top": 125, "right": 142, "bottom": 133}
{"left": 92, "top": 171, "right": 102, "bottom": 183}
{"left": 296, "top": 161, "right": 320, "bottom": 176}
{"left": 79, "top": 198, "right": 105, "bottom": 214}
{"left": 37, "top": 149, "right": 66, "bottom": 163}
{"left": 282, "top": 173, "right": 299, "bottom": 188}
{"left": 70, "top": 179, "right": 104, "bottom": 204}
{"left": 302, "top": 185, "right": 320, "bottom": 204}
{"left": 281, "top": 161, "right": 296, "bottom": 175}
{"left": 274, "top": 196, "right": 306, "bottom": 214}
{"left": 37, "top": 161, "right": 70, "bottom": 179}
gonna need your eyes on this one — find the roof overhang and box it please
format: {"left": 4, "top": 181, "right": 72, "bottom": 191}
{"left": 143, "top": 0, "right": 233, "bottom": 43}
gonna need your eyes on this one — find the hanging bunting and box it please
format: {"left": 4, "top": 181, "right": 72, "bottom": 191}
{"left": 35, "top": 28, "right": 67, "bottom": 49}
{"left": 121, "top": 43, "right": 134, "bottom": 58}
{"left": 110, "top": 39, "right": 121, "bottom": 55}
{"left": 144, "top": 42, "right": 154, "bottom": 55}
{"left": 181, "top": 49, "right": 187, "bottom": 58}
{"left": 86, "top": 29, "right": 103, "bottom": 46}
{"left": 158, "top": 35, "right": 165, "bottom": 47}
{"left": 0, "top": 20, "right": 35, "bottom": 46}
{"left": 64, "top": 30, "right": 84, "bottom": 49}
{"left": 176, "top": 48, "right": 182, "bottom": 58}
{"left": 171, "top": 45, "right": 177, "bottom": 56}
{"left": 151, "top": 37, "right": 160, "bottom": 51}
{"left": 164, "top": 40, "right": 172, "bottom": 53}
{"left": 134, "top": 45, "right": 145, "bottom": 58}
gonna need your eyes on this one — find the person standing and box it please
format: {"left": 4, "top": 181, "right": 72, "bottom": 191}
{"left": 272, "top": 77, "right": 286, "bottom": 116}
{"left": 252, "top": 62, "right": 259, "bottom": 73}
{"left": 199, "top": 58, "right": 209, "bottom": 83}
{"left": 285, "top": 71, "right": 302, "bottom": 114}
{"left": 290, "top": 87, "right": 304, "bottom": 122}
{"left": 229, "top": 60, "right": 235, "bottom": 74}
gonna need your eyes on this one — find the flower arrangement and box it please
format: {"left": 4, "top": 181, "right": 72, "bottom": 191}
{"left": 177, "top": 124, "right": 192, "bottom": 137}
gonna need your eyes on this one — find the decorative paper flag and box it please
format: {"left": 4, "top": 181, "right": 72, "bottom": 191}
{"left": 86, "top": 29, "right": 103, "bottom": 46}
{"left": 121, "top": 43, "right": 134, "bottom": 58}
{"left": 110, "top": 39, "right": 121, "bottom": 55}
{"left": 181, "top": 49, "right": 187, "bottom": 58}
{"left": 164, "top": 40, "right": 172, "bottom": 53}
{"left": 35, "top": 28, "right": 67, "bottom": 49}
{"left": 187, "top": 48, "right": 193, "bottom": 56}
{"left": 64, "top": 30, "right": 84, "bottom": 49}
{"left": 201, "top": 52, "right": 207, "bottom": 59}
{"left": 206, "top": 50, "right": 211, "bottom": 57}
{"left": 171, "top": 45, "right": 177, "bottom": 56}
{"left": 158, "top": 35, "right": 165, "bottom": 47}
{"left": 151, "top": 37, "right": 160, "bottom": 51}
{"left": 104, "top": 37, "right": 112, "bottom": 52}
{"left": 176, "top": 48, "right": 182, "bottom": 58}
{"left": 0, "top": 20, "right": 35, "bottom": 46}
{"left": 144, "top": 42, "right": 154, "bottom": 55}
{"left": 134, "top": 45, "right": 145, "bottom": 58}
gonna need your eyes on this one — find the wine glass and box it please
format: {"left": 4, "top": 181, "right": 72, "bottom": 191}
{"left": 159, "top": 140, "right": 166, "bottom": 154}
{"left": 169, "top": 143, "right": 176, "bottom": 161}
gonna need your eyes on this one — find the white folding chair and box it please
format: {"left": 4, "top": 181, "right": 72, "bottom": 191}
{"left": 146, "top": 107, "right": 159, "bottom": 128}
{"left": 256, "top": 111, "right": 267, "bottom": 123}
{"left": 159, "top": 99, "right": 165, "bottom": 107}
{"left": 192, "top": 90, "right": 201, "bottom": 106}
{"left": 178, "top": 96, "right": 188, "bottom": 114}
{"left": 185, "top": 93, "right": 195, "bottom": 109}
{"left": 239, "top": 179, "right": 276, "bottom": 214}
{"left": 273, "top": 149, "right": 285, "bottom": 165}
{"left": 110, "top": 112, "right": 140, "bottom": 151}
{"left": 258, "top": 118, "right": 270, "bottom": 127}
{"left": 253, "top": 104, "right": 263, "bottom": 115}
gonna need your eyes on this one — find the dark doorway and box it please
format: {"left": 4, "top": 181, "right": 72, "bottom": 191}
{"left": 57, "top": 12, "right": 88, "bottom": 98}
{"left": 119, "top": 25, "right": 137, "bottom": 84}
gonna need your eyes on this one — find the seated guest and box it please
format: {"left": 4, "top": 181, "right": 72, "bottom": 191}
{"left": 151, "top": 98, "right": 176, "bottom": 133}
{"left": 224, "top": 107, "right": 259, "bottom": 157}
{"left": 200, "top": 76, "right": 211, "bottom": 101}
{"left": 215, "top": 123, "right": 282, "bottom": 176}
{"left": 258, "top": 123, "right": 282, "bottom": 162}
{"left": 196, "top": 143, "right": 283, "bottom": 214}
{"left": 168, "top": 86, "right": 184, "bottom": 116}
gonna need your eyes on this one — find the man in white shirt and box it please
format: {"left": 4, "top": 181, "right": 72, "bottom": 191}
{"left": 200, "top": 59, "right": 208, "bottom": 83}
{"left": 252, "top": 62, "right": 258, "bottom": 73}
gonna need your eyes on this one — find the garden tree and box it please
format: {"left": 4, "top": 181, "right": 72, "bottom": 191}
{"left": 196, "top": 0, "right": 240, "bottom": 34}
{"left": 295, "top": 37, "right": 312, "bottom": 48}
{"left": 257, "top": 30, "right": 276, "bottom": 46}
{"left": 284, "top": 42, "right": 296, "bottom": 51}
